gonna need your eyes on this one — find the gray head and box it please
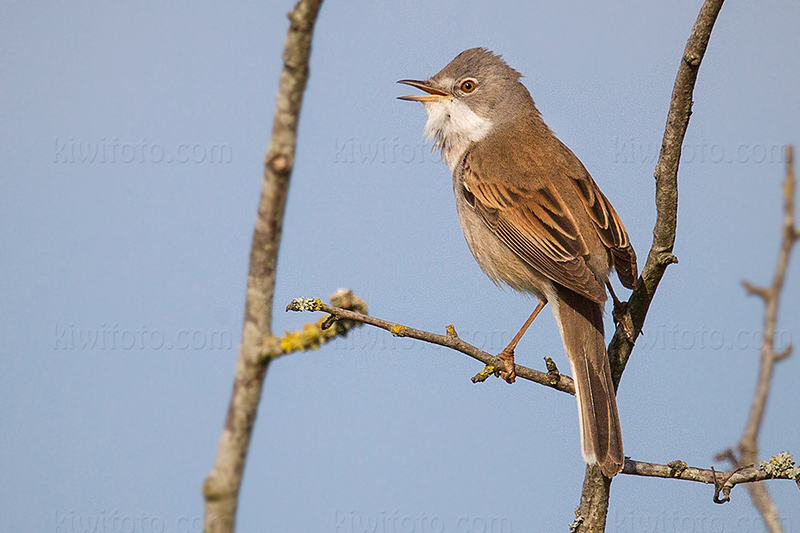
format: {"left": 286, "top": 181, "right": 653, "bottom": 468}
{"left": 398, "top": 48, "right": 535, "bottom": 170}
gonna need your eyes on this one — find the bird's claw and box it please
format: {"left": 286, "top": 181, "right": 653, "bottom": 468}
{"left": 612, "top": 300, "right": 635, "bottom": 343}
{"left": 497, "top": 349, "right": 517, "bottom": 384}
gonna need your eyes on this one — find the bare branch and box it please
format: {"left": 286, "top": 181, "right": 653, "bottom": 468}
{"left": 286, "top": 298, "right": 576, "bottom": 395}
{"left": 622, "top": 454, "right": 800, "bottom": 504}
{"left": 742, "top": 280, "right": 771, "bottom": 300}
{"left": 606, "top": 0, "right": 725, "bottom": 387}
{"left": 717, "top": 146, "right": 798, "bottom": 533}
{"left": 202, "top": 1, "right": 324, "bottom": 531}
{"left": 570, "top": 465, "right": 611, "bottom": 533}
{"left": 263, "top": 290, "right": 367, "bottom": 361}
{"left": 572, "top": 1, "right": 726, "bottom": 530}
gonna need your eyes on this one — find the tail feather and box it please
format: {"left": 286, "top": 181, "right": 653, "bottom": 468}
{"left": 553, "top": 284, "right": 623, "bottom": 477}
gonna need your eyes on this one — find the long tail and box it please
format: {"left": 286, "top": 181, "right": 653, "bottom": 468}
{"left": 553, "top": 284, "right": 623, "bottom": 477}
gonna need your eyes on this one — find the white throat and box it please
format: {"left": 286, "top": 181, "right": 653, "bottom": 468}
{"left": 423, "top": 98, "right": 493, "bottom": 173}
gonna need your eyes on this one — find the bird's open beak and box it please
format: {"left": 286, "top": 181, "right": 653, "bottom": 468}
{"left": 397, "top": 79, "right": 449, "bottom": 102}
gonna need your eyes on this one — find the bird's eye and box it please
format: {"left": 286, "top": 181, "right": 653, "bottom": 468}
{"left": 459, "top": 79, "right": 477, "bottom": 93}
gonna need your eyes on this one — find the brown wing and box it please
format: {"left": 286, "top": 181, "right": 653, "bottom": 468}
{"left": 570, "top": 172, "right": 638, "bottom": 289}
{"left": 461, "top": 154, "right": 607, "bottom": 304}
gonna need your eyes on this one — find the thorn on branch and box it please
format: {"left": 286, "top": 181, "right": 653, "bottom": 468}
{"left": 741, "top": 280, "right": 770, "bottom": 300}
{"left": 775, "top": 344, "right": 793, "bottom": 362}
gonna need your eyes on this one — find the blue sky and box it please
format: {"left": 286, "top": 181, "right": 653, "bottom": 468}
{"left": 2, "top": 1, "right": 799, "bottom": 532}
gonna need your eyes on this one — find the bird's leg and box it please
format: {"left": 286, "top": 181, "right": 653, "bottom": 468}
{"left": 607, "top": 281, "right": 634, "bottom": 342}
{"left": 497, "top": 299, "right": 547, "bottom": 384}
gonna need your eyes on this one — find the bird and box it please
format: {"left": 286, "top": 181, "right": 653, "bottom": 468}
{"left": 398, "top": 48, "right": 637, "bottom": 477}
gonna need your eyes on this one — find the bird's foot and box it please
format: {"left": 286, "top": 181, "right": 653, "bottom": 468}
{"left": 612, "top": 299, "right": 635, "bottom": 343}
{"left": 496, "top": 348, "right": 517, "bottom": 384}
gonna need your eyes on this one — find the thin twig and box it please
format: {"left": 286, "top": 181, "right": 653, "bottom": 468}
{"left": 286, "top": 299, "right": 576, "bottom": 394}
{"left": 267, "top": 290, "right": 367, "bottom": 361}
{"left": 716, "top": 146, "right": 798, "bottom": 533}
{"left": 574, "top": 1, "right": 726, "bottom": 530}
{"left": 202, "top": 2, "right": 324, "bottom": 532}
{"left": 622, "top": 455, "right": 800, "bottom": 504}
{"left": 606, "top": 0, "right": 724, "bottom": 387}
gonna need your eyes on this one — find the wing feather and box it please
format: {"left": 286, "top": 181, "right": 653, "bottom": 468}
{"left": 462, "top": 157, "right": 607, "bottom": 303}
{"left": 570, "top": 172, "right": 638, "bottom": 289}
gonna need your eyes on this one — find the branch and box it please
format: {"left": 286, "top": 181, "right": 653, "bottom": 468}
{"left": 575, "top": 1, "right": 725, "bottom": 531}
{"left": 717, "top": 146, "right": 798, "bottom": 533}
{"left": 622, "top": 454, "right": 800, "bottom": 504}
{"left": 607, "top": 0, "right": 724, "bottom": 386}
{"left": 288, "top": 2, "right": 725, "bottom": 530}
{"left": 286, "top": 298, "right": 576, "bottom": 394}
{"left": 202, "top": 1, "right": 324, "bottom": 531}
{"left": 269, "top": 290, "right": 367, "bottom": 360}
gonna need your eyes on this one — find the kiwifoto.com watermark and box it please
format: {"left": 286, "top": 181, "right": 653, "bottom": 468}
{"left": 53, "top": 323, "right": 234, "bottom": 351}
{"left": 334, "top": 510, "right": 512, "bottom": 533}
{"left": 53, "top": 137, "right": 233, "bottom": 164}
{"left": 54, "top": 509, "right": 210, "bottom": 533}
{"left": 331, "top": 137, "right": 791, "bottom": 167}
{"left": 635, "top": 323, "right": 792, "bottom": 353}
{"left": 332, "top": 324, "right": 791, "bottom": 354}
{"left": 613, "top": 137, "right": 790, "bottom": 165}
{"left": 333, "top": 137, "right": 444, "bottom": 165}
{"left": 610, "top": 509, "right": 794, "bottom": 533}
